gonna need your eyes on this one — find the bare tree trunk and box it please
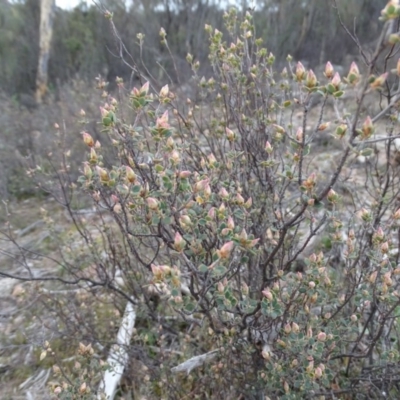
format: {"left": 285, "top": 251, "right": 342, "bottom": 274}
{"left": 36, "top": 0, "right": 55, "bottom": 104}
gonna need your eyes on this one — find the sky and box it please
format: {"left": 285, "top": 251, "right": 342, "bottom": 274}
{"left": 56, "top": 0, "right": 89, "bottom": 9}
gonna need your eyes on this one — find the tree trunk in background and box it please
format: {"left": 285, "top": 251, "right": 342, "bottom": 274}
{"left": 35, "top": 0, "right": 55, "bottom": 104}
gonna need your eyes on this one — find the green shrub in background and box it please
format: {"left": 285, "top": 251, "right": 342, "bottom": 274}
{"left": 0, "top": 0, "right": 388, "bottom": 96}
{"left": 4, "top": 1, "right": 400, "bottom": 399}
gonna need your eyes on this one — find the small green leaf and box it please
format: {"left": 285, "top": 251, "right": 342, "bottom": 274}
{"left": 198, "top": 264, "right": 208, "bottom": 273}
{"left": 131, "top": 185, "right": 142, "bottom": 195}
{"left": 184, "top": 302, "right": 196, "bottom": 312}
{"left": 360, "top": 148, "right": 373, "bottom": 156}
{"left": 333, "top": 90, "right": 344, "bottom": 98}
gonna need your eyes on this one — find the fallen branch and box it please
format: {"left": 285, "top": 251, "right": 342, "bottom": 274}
{"left": 97, "top": 301, "right": 136, "bottom": 400}
{"left": 171, "top": 348, "right": 221, "bottom": 375}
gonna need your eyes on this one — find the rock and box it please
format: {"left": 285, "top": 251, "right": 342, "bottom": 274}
{"left": 0, "top": 278, "right": 18, "bottom": 296}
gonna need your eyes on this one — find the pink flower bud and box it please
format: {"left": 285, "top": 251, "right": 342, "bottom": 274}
{"left": 318, "top": 122, "right": 330, "bottom": 131}
{"left": 194, "top": 178, "right": 210, "bottom": 192}
{"left": 179, "top": 215, "right": 192, "bottom": 227}
{"left": 296, "top": 127, "right": 303, "bottom": 142}
{"left": 96, "top": 166, "right": 109, "bottom": 182}
{"left": 220, "top": 228, "right": 231, "bottom": 236}
{"left": 83, "top": 163, "right": 92, "bottom": 178}
{"left": 236, "top": 193, "right": 245, "bottom": 205}
{"left": 374, "top": 226, "right": 385, "bottom": 242}
{"left": 381, "top": 241, "right": 389, "bottom": 254}
{"left": 261, "top": 349, "right": 271, "bottom": 360}
{"left": 324, "top": 61, "right": 334, "bottom": 79}
{"left": 284, "top": 323, "right": 292, "bottom": 334}
{"left": 179, "top": 170, "right": 192, "bottom": 179}
{"left": 208, "top": 153, "right": 217, "bottom": 165}
{"left": 204, "top": 183, "right": 212, "bottom": 198}
{"left": 383, "top": 271, "right": 393, "bottom": 286}
{"left": 295, "top": 61, "right": 306, "bottom": 81}
{"left": 171, "top": 150, "right": 180, "bottom": 164}
{"left": 358, "top": 208, "right": 371, "bottom": 222}
{"left": 306, "top": 69, "right": 317, "bottom": 88}
{"left": 227, "top": 216, "right": 235, "bottom": 230}
{"left": 140, "top": 81, "right": 150, "bottom": 95}
{"left": 151, "top": 264, "right": 162, "bottom": 280}
{"left": 247, "top": 238, "right": 260, "bottom": 248}
{"left": 125, "top": 166, "right": 136, "bottom": 183}
{"left": 166, "top": 136, "right": 175, "bottom": 149}
{"left": 327, "top": 189, "right": 338, "bottom": 203}
{"left": 265, "top": 141, "right": 273, "bottom": 153}
{"left": 218, "top": 241, "right": 234, "bottom": 259}
{"left": 370, "top": 73, "right": 388, "bottom": 89}
{"left": 361, "top": 116, "right": 374, "bottom": 139}
{"left": 146, "top": 197, "right": 159, "bottom": 210}
{"left": 273, "top": 124, "right": 285, "bottom": 134}
{"left": 244, "top": 197, "right": 252, "bottom": 209}
{"left": 208, "top": 207, "right": 216, "bottom": 219}
{"left": 317, "top": 332, "right": 327, "bottom": 342}
{"left": 292, "top": 322, "right": 300, "bottom": 333}
{"left": 159, "top": 84, "right": 169, "bottom": 97}
{"left": 82, "top": 132, "right": 94, "bottom": 147}
{"left": 314, "top": 367, "right": 323, "bottom": 379}
{"left": 156, "top": 110, "right": 170, "bottom": 129}
{"left": 331, "top": 72, "right": 341, "bottom": 89}
{"left": 219, "top": 187, "right": 229, "bottom": 199}
{"left": 218, "top": 203, "right": 226, "bottom": 214}
{"left": 239, "top": 228, "right": 248, "bottom": 242}
{"left": 226, "top": 127, "right": 236, "bottom": 141}
{"left": 347, "top": 62, "right": 360, "bottom": 85}
{"left": 262, "top": 288, "right": 273, "bottom": 301}
{"left": 174, "top": 231, "right": 185, "bottom": 252}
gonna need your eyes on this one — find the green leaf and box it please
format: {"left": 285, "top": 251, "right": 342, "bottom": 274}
{"left": 360, "top": 148, "right": 373, "bottom": 156}
{"left": 162, "top": 216, "right": 172, "bottom": 225}
{"left": 212, "top": 265, "right": 227, "bottom": 276}
{"left": 198, "top": 264, "right": 208, "bottom": 273}
{"left": 184, "top": 302, "right": 196, "bottom": 312}
{"left": 333, "top": 90, "right": 344, "bottom": 98}
{"left": 171, "top": 288, "right": 180, "bottom": 297}
{"left": 131, "top": 185, "right": 142, "bottom": 195}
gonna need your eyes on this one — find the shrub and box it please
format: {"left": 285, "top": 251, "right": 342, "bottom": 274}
{"left": 3, "top": 2, "right": 400, "bottom": 399}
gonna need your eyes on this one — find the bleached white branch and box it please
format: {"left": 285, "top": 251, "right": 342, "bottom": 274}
{"left": 171, "top": 348, "right": 221, "bottom": 375}
{"left": 97, "top": 301, "right": 136, "bottom": 400}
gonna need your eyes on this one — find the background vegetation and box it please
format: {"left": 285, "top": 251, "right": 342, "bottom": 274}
{"left": 0, "top": 0, "right": 387, "bottom": 96}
